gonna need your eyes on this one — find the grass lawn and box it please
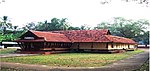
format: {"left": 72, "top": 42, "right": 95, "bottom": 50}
{"left": 0, "top": 48, "right": 17, "bottom": 54}
{"left": 0, "top": 50, "right": 144, "bottom": 67}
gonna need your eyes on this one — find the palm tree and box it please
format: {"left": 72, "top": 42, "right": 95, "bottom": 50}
{"left": 13, "top": 26, "right": 18, "bottom": 34}
{"left": 44, "top": 20, "right": 49, "bottom": 31}
{"left": 0, "top": 16, "right": 12, "bottom": 35}
{"left": 51, "top": 18, "right": 60, "bottom": 30}
{"left": 60, "top": 18, "right": 67, "bottom": 30}
{"left": 59, "top": 18, "right": 69, "bottom": 30}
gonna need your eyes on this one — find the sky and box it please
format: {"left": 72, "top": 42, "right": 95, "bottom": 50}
{"left": 0, "top": 0, "right": 150, "bottom": 28}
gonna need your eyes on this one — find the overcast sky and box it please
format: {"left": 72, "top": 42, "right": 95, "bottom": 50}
{"left": 0, "top": 0, "right": 150, "bottom": 28}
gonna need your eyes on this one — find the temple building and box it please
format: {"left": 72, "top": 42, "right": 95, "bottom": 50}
{"left": 15, "top": 29, "right": 137, "bottom": 54}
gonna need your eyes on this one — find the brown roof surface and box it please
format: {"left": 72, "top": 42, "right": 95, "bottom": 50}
{"left": 16, "top": 29, "right": 136, "bottom": 44}
{"left": 103, "top": 35, "right": 136, "bottom": 44}
{"left": 52, "top": 29, "right": 110, "bottom": 42}
{"left": 30, "top": 30, "right": 71, "bottom": 42}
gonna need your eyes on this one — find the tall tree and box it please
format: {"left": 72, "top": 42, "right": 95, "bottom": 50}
{"left": 35, "top": 22, "right": 45, "bottom": 31}
{"left": 68, "top": 26, "right": 81, "bottom": 30}
{"left": 0, "top": 16, "right": 12, "bottom": 34}
{"left": 43, "top": 20, "right": 50, "bottom": 31}
{"left": 59, "top": 18, "right": 69, "bottom": 30}
{"left": 51, "top": 18, "right": 61, "bottom": 31}
{"left": 35, "top": 18, "right": 70, "bottom": 31}
{"left": 94, "top": 22, "right": 110, "bottom": 29}
{"left": 94, "top": 17, "right": 149, "bottom": 44}
{"left": 13, "top": 26, "right": 18, "bottom": 34}
{"left": 80, "top": 24, "right": 91, "bottom": 30}
{"left": 25, "top": 22, "right": 36, "bottom": 30}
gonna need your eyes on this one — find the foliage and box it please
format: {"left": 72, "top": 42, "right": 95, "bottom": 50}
{"left": 23, "top": 22, "right": 36, "bottom": 30}
{"left": 0, "top": 31, "right": 25, "bottom": 42}
{"left": 0, "top": 16, "right": 24, "bottom": 41}
{"left": 94, "top": 17, "right": 149, "bottom": 44}
{"left": 0, "top": 34, "right": 13, "bottom": 41}
{"left": 33, "top": 18, "right": 71, "bottom": 31}
{"left": 0, "top": 48, "right": 17, "bottom": 54}
{"left": 24, "top": 18, "right": 92, "bottom": 31}
{"left": 135, "top": 31, "right": 149, "bottom": 44}
{"left": 1, "top": 16, "right": 149, "bottom": 44}
{"left": 80, "top": 24, "right": 91, "bottom": 30}
{"left": 0, "top": 16, "right": 12, "bottom": 34}
{"left": 0, "top": 50, "right": 143, "bottom": 67}
{"left": 68, "top": 26, "right": 81, "bottom": 30}
{"left": 136, "top": 59, "right": 149, "bottom": 71}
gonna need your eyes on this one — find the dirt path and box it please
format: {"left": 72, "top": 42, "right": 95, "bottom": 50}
{"left": 0, "top": 48, "right": 149, "bottom": 71}
{"left": 0, "top": 53, "right": 38, "bottom": 58}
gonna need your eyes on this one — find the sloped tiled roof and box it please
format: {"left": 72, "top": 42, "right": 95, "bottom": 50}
{"left": 16, "top": 29, "right": 136, "bottom": 44}
{"left": 30, "top": 30, "right": 71, "bottom": 42}
{"left": 52, "top": 29, "right": 110, "bottom": 42}
{"left": 103, "top": 35, "right": 136, "bottom": 44}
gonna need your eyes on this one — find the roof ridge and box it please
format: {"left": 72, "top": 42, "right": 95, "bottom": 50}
{"left": 27, "top": 30, "right": 135, "bottom": 44}
{"left": 104, "top": 35, "right": 136, "bottom": 44}
{"left": 52, "top": 29, "right": 109, "bottom": 32}
{"left": 103, "top": 35, "right": 113, "bottom": 42}
{"left": 109, "top": 35, "right": 132, "bottom": 40}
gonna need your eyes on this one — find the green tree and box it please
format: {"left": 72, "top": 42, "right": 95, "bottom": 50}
{"left": 59, "top": 18, "right": 70, "bottom": 30}
{"left": 142, "top": 31, "right": 149, "bottom": 44}
{"left": 0, "top": 16, "right": 12, "bottom": 34}
{"left": 13, "top": 26, "right": 18, "bottom": 34}
{"left": 80, "top": 24, "right": 91, "bottom": 30}
{"left": 51, "top": 18, "right": 61, "bottom": 31}
{"left": 34, "top": 22, "right": 44, "bottom": 31}
{"left": 136, "top": 31, "right": 149, "bottom": 44}
{"left": 94, "top": 17, "right": 149, "bottom": 44}
{"left": 0, "top": 16, "right": 24, "bottom": 41}
{"left": 0, "top": 21, "right": 2, "bottom": 33}
{"left": 25, "top": 22, "right": 36, "bottom": 30}
{"left": 35, "top": 18, "right": 70, "bottom": 31}
{"left": 94, "top": 22, "right": 110, "bottom": 29}
{"left": 68, "top": 26, "right": 81, "bottom": 30}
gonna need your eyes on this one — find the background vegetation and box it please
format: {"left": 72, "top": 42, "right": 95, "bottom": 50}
{"left": 0, "top": 48, "right": 16, "bottom": 54}
{"left": 0, "top": 16, "right": 149, "bottom": 44}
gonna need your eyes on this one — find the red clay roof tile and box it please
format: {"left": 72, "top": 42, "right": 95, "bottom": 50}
{"left": 103, "top": 35, "right": 136, "bottom": 44}
{"left": 52, "top": 29, "right": 110, "bottom": 42}
{"left": 16, "top": 29, "right": 136, "bottom": 44}
{"left": 30, "top": 30, "right": 71, "bottom": 42}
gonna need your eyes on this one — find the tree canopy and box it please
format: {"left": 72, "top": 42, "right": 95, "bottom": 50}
{"left": 0, "top": 16, "right": 12, "bottom": 34}
{"left": 25, "top": 18, "right": 71, "bottom": 31}
{"left": 94, "top": 17, "right": 149, "bottom": 44}
{"left": 24, "top": 18, "right": 87, "bottom": 31}
{"left": 0, "top": 16, "right": 24, "bottom": 41}
{"left": 0, "top": 16, "right": 149, "bottom": 44}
